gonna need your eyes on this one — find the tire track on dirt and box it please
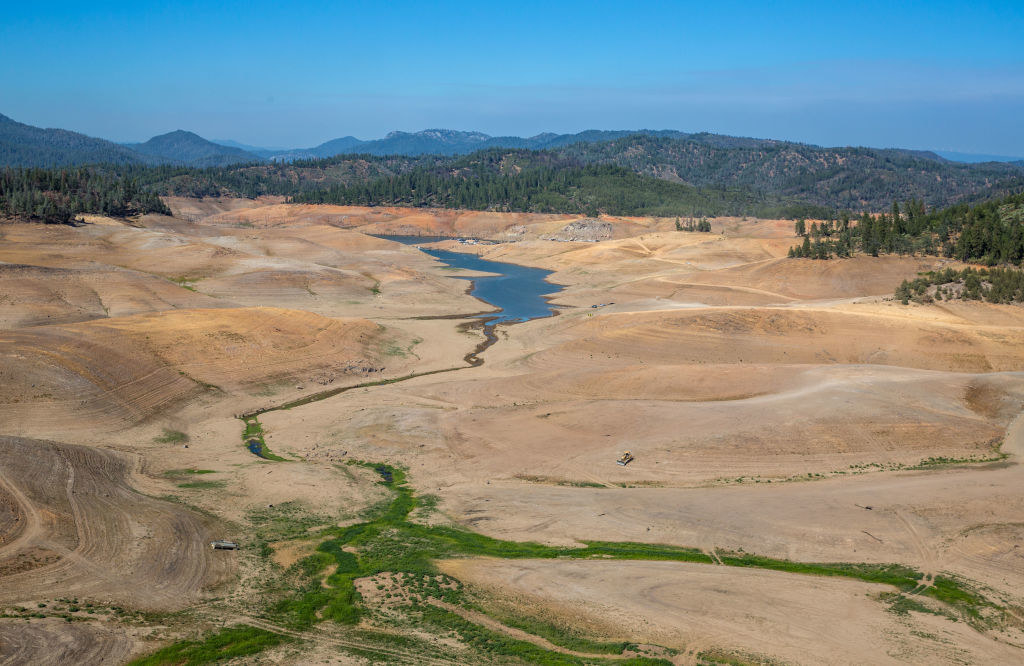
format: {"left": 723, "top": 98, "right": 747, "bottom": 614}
{"left": 0, "top": 464, "right": 41, "bottom": 559}
{"left": 240, "top": 617, "right": 459, "bottom": 665}
{"left": 0, "top": 618, "right": 134, "bottom": 666}
{"left": 0, "top": 436, "right": 231, "bottom": 611}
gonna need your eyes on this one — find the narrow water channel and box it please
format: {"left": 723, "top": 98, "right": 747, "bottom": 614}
{"left": 241, "top": 237, "right": 565, "bottom": 431}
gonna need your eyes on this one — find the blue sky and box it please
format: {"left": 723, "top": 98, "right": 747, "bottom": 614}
{"left": 2, "top": 1, "right": 1022, "bottom": 154}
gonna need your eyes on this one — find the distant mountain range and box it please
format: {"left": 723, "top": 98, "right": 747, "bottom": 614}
{"left": 125, "top": 130, "right": 262, "bottom": 167}
{"left": 0, "top": 113, "right": 147, "bottom": 167}
{"left": 246, "top": 128, "right": 840, "bottom": 162}
{"left": 0, "top": 114, "right": 262, "bottom": 168}
{"left": 2, "top": 112, "right": 1023, "bottom": 211}
{"left": 5, "top": 111, "right": 1024, "bottom": 169}
{"left": 934, "top": 150, "right": 1024, "bottom": 164}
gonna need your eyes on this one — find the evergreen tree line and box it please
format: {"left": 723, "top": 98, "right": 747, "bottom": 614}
{"left": 555, "top": 133, "right": 1024, "bottom": 212}
{"left": 289, "top": 161, "right": 817, "bottom": 218}
{"left": 896, "top": 267, "right": 1024, "bottom": 305}
{"left": 0, "top": 145, "right": 848, "bottom": 224}
{"left": 676, "top": 217, "right": 712, "bottom": 232}
{"left": 789, "top": 192, "right": 1024, "bottom": 265}
{"left": 0, "top": 167, "right": 170, "bottom": 223}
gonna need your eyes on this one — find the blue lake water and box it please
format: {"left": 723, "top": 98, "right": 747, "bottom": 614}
{"left": 381, "top": 236, "right": 560, "bottom": 324}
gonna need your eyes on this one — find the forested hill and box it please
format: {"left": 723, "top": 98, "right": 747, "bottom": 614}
{"left": 291, "top": 156, "right": 816, "bottom": 219}
{"left": 0, "top": 167, "right": 170, "bottom": 223}
{"left": 4, "top": 125, "right": 1024, "bottom": 223}
{"left": 789, "top": 191, "right": 1024, "bottom": 265}
{"left": 264, "top": 129, "right": 707, "bottom": 160}
{"left": 242, "top": 138, "right": 1024, "bottom": 213}
{"left": 260, "top": 128, "right": 953, "bottom": 162}
{"left": 0, "top": 114, "right": 262, "bottom": 168}
{"left": 3, "top": 112, "right": 1022, "bottom": 210}
{"left": 0, "top": 113, "right": 150, "bottom": 167}
{"left": 128, "top": 130, "right": 261, "bottom": 167}
{"left": 549, "top": 135, "right": 1024, "bottom": 212}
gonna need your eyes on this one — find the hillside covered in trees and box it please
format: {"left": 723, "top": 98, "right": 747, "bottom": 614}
{"left": 553, "top": 135, "right": 1024, "bottom": 211}
{"left": 0, "top": 114, "right": 262, "bottom": 168}
{"left": 126, "top": 130, "right": 262, "bottom": 167}
{"left": 289, "top": 150, "right": 820, "bottom": 218}
{"left": 257, "top": 141, "right": 1024, "bottom": 214}
{"left": 789, "top": 192, "right": 1024, "bottom": 265}
{"left": 2, "top": 144, "right": 1022, "bottom": 226}
{"left": 0, "top": 113, "right": 148, "bottom": 167}
{"left": 896, "top": 267, "right": 1024, "bottom": 305}
{"left": 164, "top": 130, "right": 1024, "bottom": 212}
{"left": 3, "top": 112, "right": 1023, "bottom": 212}
{"left": 0, "top": 167, "right": 169, "bottom": 223}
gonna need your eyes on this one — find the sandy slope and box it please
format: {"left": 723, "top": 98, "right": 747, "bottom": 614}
{"left": 441, "top": 558, "right": 1023, "bottom": 665}
{"left": 0, "top": 307, "right": 401, "bottom": 439}
{"left": 0, "top": 436, "right": 231, "bottom": 610}
{"left": 0, "top": 618, "right": 135, "bottom": 665}
{"left": 1, "top": 203, "right": 1023, "bottom": 664}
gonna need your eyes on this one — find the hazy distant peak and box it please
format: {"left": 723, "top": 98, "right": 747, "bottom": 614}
{"left": 386, "top": 129, "right": 492, "bottom": 142}
{"left": 131, "top": 129, "right": 261, "bottom": 166}
{"left": 0, "top": 111, "right": 148, "bottom": 167}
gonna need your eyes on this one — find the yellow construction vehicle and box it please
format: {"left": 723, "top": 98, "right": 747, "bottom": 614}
{"left": 616, "top": 450, "right": 634, "bottom": 466}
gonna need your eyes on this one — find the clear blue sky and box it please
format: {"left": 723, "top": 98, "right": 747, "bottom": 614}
{"left": 2, "top": 0, "right": 1022, "bottom": 154}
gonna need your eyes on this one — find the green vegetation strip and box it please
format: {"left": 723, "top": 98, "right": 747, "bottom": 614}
{"left": 416, "top": 605, "right": 671, "bottom": 665}
{"left": 176, "top": 480, "right": 226, "bottom": 490}
{"left": 135, "top": 459, "right": 1001, "bottom": 664}
{"left": 240, "top": 415, "right": 288, "bottom": 461}
{"left": 473, "top": 607, "right": 633, "bottom": 655}
{"left": 128, "top": 624, "right": 291, "bottom": 665}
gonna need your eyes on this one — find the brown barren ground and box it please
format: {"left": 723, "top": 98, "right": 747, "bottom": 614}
{"left": 1, "top": 202, "right": 1022, "bottom": 664}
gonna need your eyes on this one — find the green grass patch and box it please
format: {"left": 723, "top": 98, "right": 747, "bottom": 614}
{"left": 249, "top": 501, "right": 330, "bottom": 543}
{"left": 240, "top": 415, "right": 288, "bottom": 461}
{"left": 128, "top": 624, "right": 291, "bottom": 665}
{"left": 718, "top": 552, "right": 924, "bottom": 589}
{"left": 168, "top": 276, "right": 201, "bottom": 293}
{"left": 163, "top": 468, "right": 216, "bottom": 476}
{"left": 480, "top": 607, "right": 630, "bottom": 655}
{"left": 416, "top": 605, "right": 670, "bottom": 665}
{"left": 718, "top": 552, "right": 995, "bottom": 624}
{"left": 881, "top": 592, "right": 945, "bottom": 617}
{"left": 696, "top": 648, "right": 781, "bottom": 665}
{"left": 154, "top": 429, "right": 188, "bottom": 444}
